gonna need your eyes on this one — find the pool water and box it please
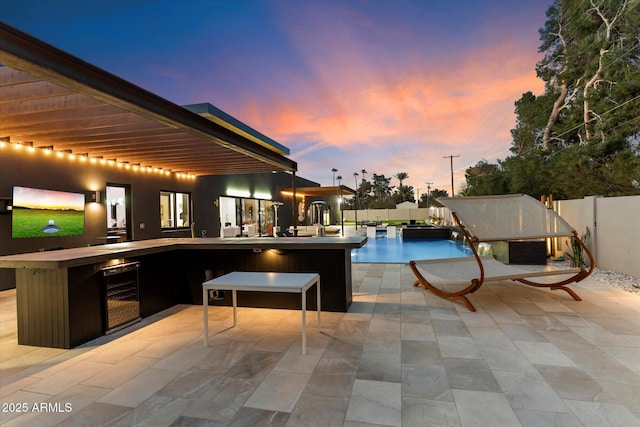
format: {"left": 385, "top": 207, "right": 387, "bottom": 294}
{"left": 352, "top": 237, "right": 472, "bottom": 263}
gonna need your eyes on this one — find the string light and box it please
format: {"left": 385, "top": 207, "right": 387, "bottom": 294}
{"left": 0, "top": 140, "right": 195, "bottom": 179}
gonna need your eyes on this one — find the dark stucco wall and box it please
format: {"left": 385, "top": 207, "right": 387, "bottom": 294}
{"left": 0, "top": 147, "right": 317, "bottom": 290}
{"left": 0, "top": 146, "right": 197, "bottom": 289}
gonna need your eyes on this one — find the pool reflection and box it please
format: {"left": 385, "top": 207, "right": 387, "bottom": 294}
{"left": 352, "top": 237, "right": 472, "bottom": 263}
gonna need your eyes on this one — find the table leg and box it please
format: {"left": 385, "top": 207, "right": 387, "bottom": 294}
{"left": 302, "top": 290, "right": 307, "bottom": 355}
{"left": 203, "top": 287, "right": 209, "bottom": 347}
{"left": 316, "top": 278, "right": 321, "bottom": 329}
{"left": 232, "top": 289, "right": 237, "bottom": 327}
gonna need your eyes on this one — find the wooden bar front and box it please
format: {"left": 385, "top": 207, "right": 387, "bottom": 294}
{"left": 0, "top": 237, "right": 366, "bottom": 348}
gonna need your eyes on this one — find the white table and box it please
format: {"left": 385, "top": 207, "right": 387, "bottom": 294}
{"left": 202, "top": 272, "right": 321, "bottom": 354}
{"left": 221, "top": 226, "right": 241, "bottom": 237}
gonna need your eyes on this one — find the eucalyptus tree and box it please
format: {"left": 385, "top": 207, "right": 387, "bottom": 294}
{"left": 536, "top": 0, "right": 640, "bottom": 147}
{"left": 503, "top": 0, "right": 640, "bottom": 198}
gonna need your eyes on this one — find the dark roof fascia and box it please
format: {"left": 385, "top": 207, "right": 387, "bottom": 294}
{"left": 184, "top": 103, "right": 290, "bottom": 156}
{"left": 0, "top": 21, "right": 297, "bottom": 172}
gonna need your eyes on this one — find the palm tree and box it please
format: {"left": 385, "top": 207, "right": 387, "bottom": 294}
{"left": 395, "top": 172, "right": 409, "bottom": 201}
{"left": 398, "top": 186, "right": 413, "bottom": 203}
{"left": 331, "top": 168, "right": 338, "bottom": 186}
{"left": 336, "top": 175, "right": 342, "bottom": 186}
{"left": 394, "top": 172, "right": 409, "bottom": 187}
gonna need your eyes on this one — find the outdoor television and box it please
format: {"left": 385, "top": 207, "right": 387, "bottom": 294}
{"left": 11, "top": 186, "right": 85, "bottom": 238}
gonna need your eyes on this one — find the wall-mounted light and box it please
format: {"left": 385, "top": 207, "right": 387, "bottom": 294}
{"left": 0, "top": 198, "right": 12, "bottom": 213}
{"left": 227, "top": 189, "right": 251, "bottom": 198}
{"left": 253, "top": 192, "right": 272, "bottom": 200}
{"left": 85, "top": 190, "right": 101, "bottom": 203}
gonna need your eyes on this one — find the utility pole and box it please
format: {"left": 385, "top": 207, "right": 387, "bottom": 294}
{"left": 331, "top": 168, "right": 338, "bottom": 225}
{"left": 443, "top": 155, "right": 460, "bottom": 196}
{"left": 360, "top": 169, "right": 367, "bottom": 210}
{"left": 353, "top": 172, "right": 359, "bottom": 228}
{"left": 425, "top": 181, "right": 433, "bottom": 207}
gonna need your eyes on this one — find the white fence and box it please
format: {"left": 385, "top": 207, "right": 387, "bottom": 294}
{"left": 341, "top": 195, "right": 640, "bottom": 278}
{"left": 556, "top": 195, "right": 640, "bottom": 279}
{"left": 342, "top": 207, "right": 442, "bottom": 223}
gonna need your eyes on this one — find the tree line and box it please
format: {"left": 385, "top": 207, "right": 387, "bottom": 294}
{"left": 338, "top": 170, "right": 449, "bottom": 209}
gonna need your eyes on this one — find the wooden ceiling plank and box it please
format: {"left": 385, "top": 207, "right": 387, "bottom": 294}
{"left": 0, "top": 66, "right": 40, "bottom": 86}
{"left": 2, "top": 117, "right": 168, "bottom": 139}
{"left": 0, "top": 80, "right": 76, "bottom": 103}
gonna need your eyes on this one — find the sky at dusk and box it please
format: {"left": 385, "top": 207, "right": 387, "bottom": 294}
{"left": 2, "top": 0, "right": 550, "bottom": 196}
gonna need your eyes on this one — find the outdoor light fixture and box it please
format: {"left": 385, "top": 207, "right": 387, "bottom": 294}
{"left": 253, "top": 192, "right": 272, "bottom": 200}
{"left": 2, "top": 141, "right": 194, "bottom": 179}
{"left": 227, "top": 189, "right": 251, "bottom": 198}
{"left": 280, "top": 191, "right": 305, "bottom": 198}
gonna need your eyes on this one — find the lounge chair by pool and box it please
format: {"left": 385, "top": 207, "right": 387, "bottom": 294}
{"left": 409, "top": 194, "right": 594, "bottom": 312}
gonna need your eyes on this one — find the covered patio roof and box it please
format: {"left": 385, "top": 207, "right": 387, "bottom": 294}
{"left": 0, "top": 22, "right": 297, "bottom": 177}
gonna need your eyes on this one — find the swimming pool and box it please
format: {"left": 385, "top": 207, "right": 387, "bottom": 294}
{"left": 351, "top": 237, "right": 472, "bottom": 263}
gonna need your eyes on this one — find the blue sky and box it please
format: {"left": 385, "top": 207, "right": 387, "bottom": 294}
{"left": 2, "top": 0, "right": 550, "bottom": 194}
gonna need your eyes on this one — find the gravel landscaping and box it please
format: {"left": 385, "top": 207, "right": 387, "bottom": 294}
{"left": 551, "top": 260, "right": 640, "bottom": 295}
{"left": 591, "top": 267, "right": 640, "bottom": 295}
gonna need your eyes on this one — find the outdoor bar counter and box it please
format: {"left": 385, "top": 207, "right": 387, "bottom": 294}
{"left": 0, "top": 236, "right": 366, "bottom": 348}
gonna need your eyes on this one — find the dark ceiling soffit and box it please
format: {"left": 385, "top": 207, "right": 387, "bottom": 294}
{"left": 0, "top": 21, "right": 297, "bottom": 173}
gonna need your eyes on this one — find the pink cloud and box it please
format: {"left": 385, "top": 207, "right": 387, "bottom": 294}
{"left": 227, "top": 4, "right": 545, "bottom": 191}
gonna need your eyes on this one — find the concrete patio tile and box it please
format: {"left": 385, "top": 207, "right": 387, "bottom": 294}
{"left": 402, "top": 397, "right": 461, "bottom": 427}
{"left": 244, "top": 371, "right": 311, "bottom": 412}
{"left": 345, "top": 379, "right": 401, "bottom": 427}
{"left": 513, "top": 340, "right": 577, "bottom": 367}
{"left": 452, "top": 389, "right": 520, "bottom": 427}
{"left": 493, "top": 370, "right": 571, "bottom": 413}
{"left": 564, "top": 399, "right": 640, "bottom": 427}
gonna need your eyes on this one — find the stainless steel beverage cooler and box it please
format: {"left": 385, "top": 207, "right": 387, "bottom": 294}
{"left": 101, "top": 262, "right": 141, "bottom": 333}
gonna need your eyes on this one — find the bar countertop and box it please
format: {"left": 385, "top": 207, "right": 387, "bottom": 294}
{"left": 0, "top": 236, "right": 367, "bottom": 269}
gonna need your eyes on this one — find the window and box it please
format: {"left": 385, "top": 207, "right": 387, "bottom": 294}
{"left": 106, "top": 185, "right": 126, "bottom": 230}
{"left": 160, "top": 191, "right": 191, "bottom": 229}
{"left": 218, "top": 196, "right": 278, "bottom": 237}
